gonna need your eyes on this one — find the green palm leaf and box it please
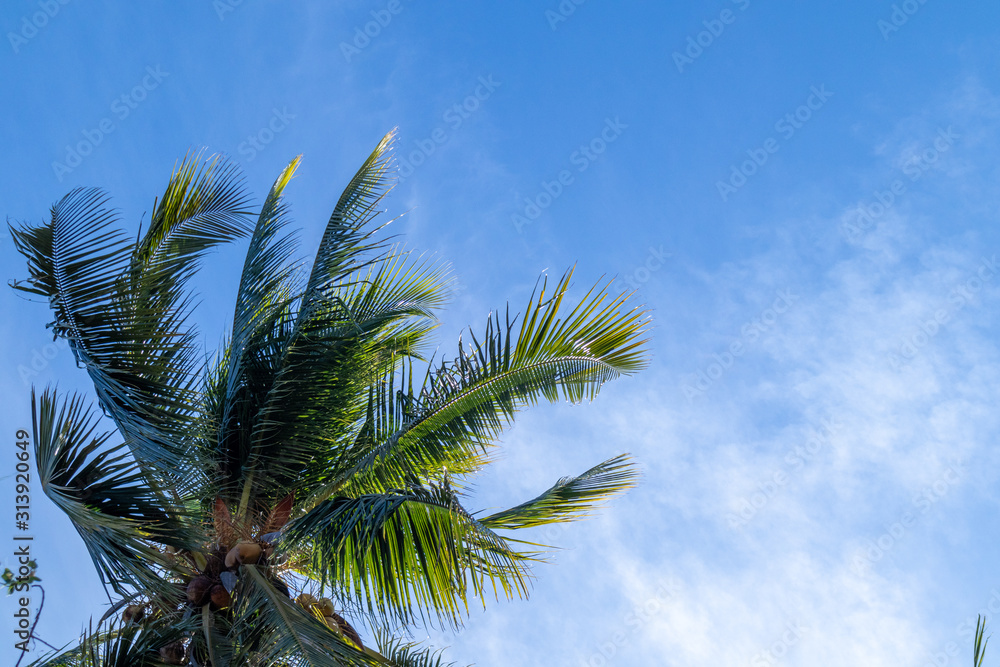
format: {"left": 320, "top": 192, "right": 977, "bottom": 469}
{"left": 342, "top": 268, "right": 648, "bottom": 495}
{"left": 209, "top": 156, "right": 304, "bottom": 498}
{"left": 230, "top": 566, "right": 378, "bottom": 667}
{"left": 11, "top": 154, "right": 253, "bottom": 483}
{"left": 373, "top": 633, "right": 465, "bottom": 667}
{"left": 32, "top": 387, "right": 200, "bottom": 596}
{"left": 479, "top": 454, "right": 639, "bottom": 529}
{"left": 23, "top": 603, "right": 198, "bottom": 666}
{"left": 285, "top": 484, "right": 535, "bottom": 629}
{"left": 299, "top": 130, "right": 397, "bottom": 311}
{"left": 134, "top": 151, "right": 253, "bottom": 276}
{"left": 235, "top": 134, "right": 447, "bottom": 502}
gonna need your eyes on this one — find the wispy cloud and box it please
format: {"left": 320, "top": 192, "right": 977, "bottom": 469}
{"left": 423, "top": 78, "right": 1000, "bottom": 666}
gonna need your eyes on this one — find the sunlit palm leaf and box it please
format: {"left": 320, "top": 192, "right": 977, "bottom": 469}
{"left": 373, "top": 632, "right": 465, "bottom": 667}
{"left": 134, "top": 151, "right": 253, "bottom": 276}
{"left": 231, "top": 132, "right": 411, "bottom": 502}
{"left": 479, "top": 454, "right": 639, "bottom": 529}
{"left": 342, "top": 269, "right": 648, "bottom": 495}
{"left": 299, "top": 130, "right": 397, "bottom": 311}
{"left": 241, "top": 254, "right": 446, "bottom": 500}
{"left": 285, "top": 485, "right": 535, "bottom": 628}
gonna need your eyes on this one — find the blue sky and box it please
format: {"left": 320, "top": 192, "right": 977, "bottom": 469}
{"left": 3, "top": 1, "right": 1000, "bottom": 665}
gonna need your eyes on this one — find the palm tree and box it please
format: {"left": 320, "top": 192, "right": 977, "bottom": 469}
{"left": 9, "top": 131, "right": 649, "bottom": 666}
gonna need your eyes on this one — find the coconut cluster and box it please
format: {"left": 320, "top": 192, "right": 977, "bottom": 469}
{"left": 159, "top": 640, "right": 186, "bottom": 665}
{"left": 184, "top": 541, "right": 274, "bottom": 610}
{"left": 118, "top": 495, "right": 297, "bottom": 663}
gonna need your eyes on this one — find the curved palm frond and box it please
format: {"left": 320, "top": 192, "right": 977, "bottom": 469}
{"left": 230, "top": 565, "right": 378, "bottom": 667}
{"left": 233, "top": 133, "right": 447, "bottom": 503}
{"left": 32, "top": 388, "right": 201, "bottom": 596}
{"left": 299, "top": 130, "right": 397, "bottom": 310}
{"left": 479, "top": 454, "right": 640, "bottom": 530}
{"left": 207, "top": 156, "right": 304, "bottom": 499}
{"left": 373, "top": 632, "right": 465, "bottom": 667}
{"left": 338, "top": 268, "right": 648, "bottom": 495}
{"left": 284, "top": 484, "right": 536, "bottom": 629}
{"left": 11, "top": 154, "right": 253, "bottom": 485}
{"left": 23, "top": 603, "right": 198, "bottom": 667}
{"left": 258, "top": 250, "right": 450, "bottom": 502}
{"left": 134, "top": 151, "right": 253, "bottom": 277}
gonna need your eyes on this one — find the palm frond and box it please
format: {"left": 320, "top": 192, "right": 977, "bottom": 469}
{"left": 134, "top": 150, "right": 254, "bottom": 277}
{"left": 341, "top": 268, "right": 649, "bottom": 495}
{"left": 10, "top": 154, "right": 253, "bottom": 484}
{"left": 374, "top": 632, "right": 466, "bottom": 667}
{"left": 226, "top": 132, "right": 431, "bottom": 503}
{"left": 975, "top": 615, "right": 989, "bottom": 667}
{"left": 284, "top": 485, "right": 536, "bottom": 629}
{"left": 259, "top": 249, "right": 449, "bottom": 497}
{"left": 479, "top": 454, "right": 639, "bottom": 530}
{"left": 238, "top": 255, "right": 447, "bottom": 500}
{"left": 209, "top": 157, "right": 303, "bottom": 497}
{"left": 299, "top": 130, "right": 397, "bottom": 313}
{"left": 23, "top": 613, "right": 197, "bottom": 667}
{"left": 230, "top": 565, "right": 378, "bottom": 667}
{"left": 32, "top": 388, "right": 201, "bottom": 596}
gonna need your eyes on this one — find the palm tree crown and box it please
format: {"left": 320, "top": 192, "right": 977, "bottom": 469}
{"left": 10, "top": 131, "right": 649, "bottom": 666}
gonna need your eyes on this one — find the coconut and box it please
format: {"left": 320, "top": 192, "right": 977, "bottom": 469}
{"left": 203, "top": 554, "right": 224, "bottom": 579}
{"left": 225, "top": 541, "right": 262, "bottom": 568}
{"left": 122, "top": 604, "right": 145, "bottom": 624}
{"left": 159, "top": 640, "right": 186, "bottom": 665}
{"left": 209, "top": 584, "right": 231, "bottom": 609}
{"left": 316, "top": 598, "right": 335, "bottom": 616}
{"left": 186, "top": 576, "right": 214, "bottom": 606}
{"left": 296, "top": 593, "right": 317, "bottom": 608}
{"left": 328, "top": 612, "right": 364, "bottom": 649}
